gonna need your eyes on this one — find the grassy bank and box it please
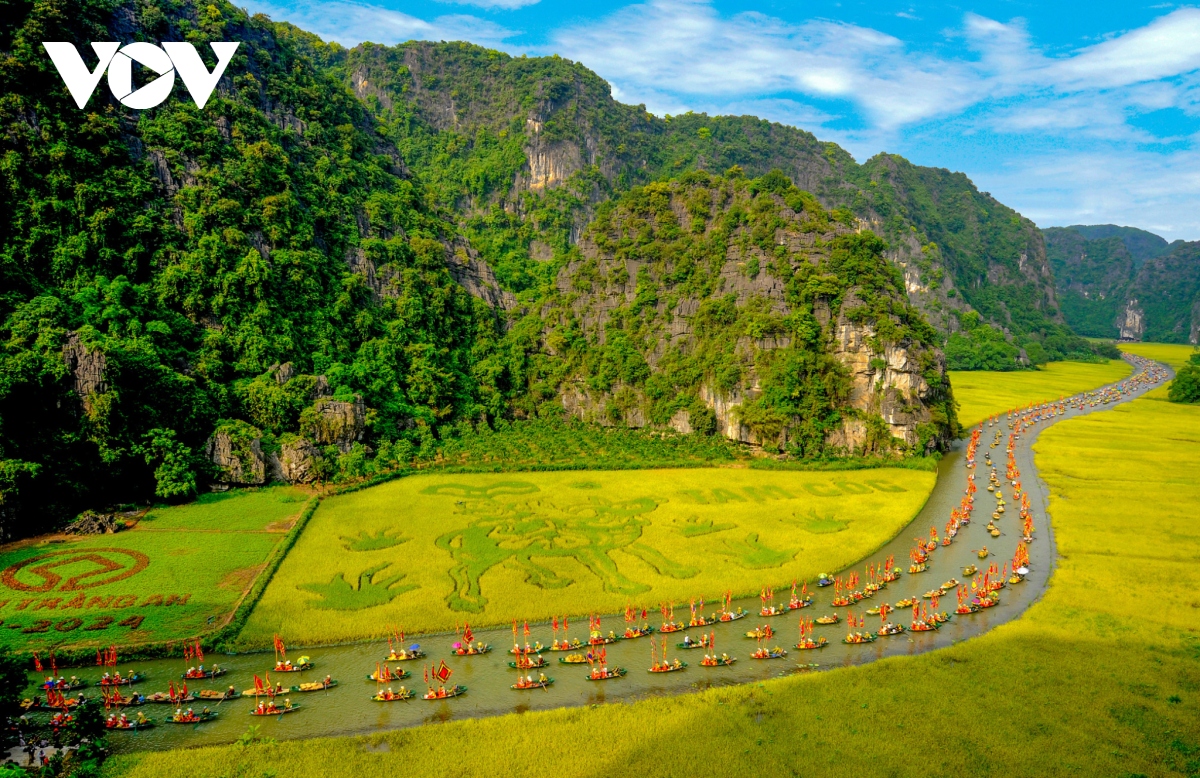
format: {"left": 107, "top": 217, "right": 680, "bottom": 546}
{"left": 105, "top": 379, "right": 1200, "bottom": 777}
{"left": 239, "top": 468, "right": 934, "bottom": 646}
{"left": 950, "top": 358, "right": 1131, "bottom": 428}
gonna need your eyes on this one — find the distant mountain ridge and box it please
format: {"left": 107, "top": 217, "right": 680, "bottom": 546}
{"left": 1044, "top": 225, "right": 1200, "bottom": 342}
{"left": 297, "top": 38, "right": 1091, "bottom": 363}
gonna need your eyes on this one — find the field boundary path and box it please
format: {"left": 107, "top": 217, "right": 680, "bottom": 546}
{"left": 61, "top": 356, "right": 1172, "bottom": 752}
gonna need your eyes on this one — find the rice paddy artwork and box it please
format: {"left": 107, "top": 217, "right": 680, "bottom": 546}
{"left": 240, "top": 468, "right": 934, "bottom": 645}
{"left": 0, "top": 486, "right": 312, "bottom": 654}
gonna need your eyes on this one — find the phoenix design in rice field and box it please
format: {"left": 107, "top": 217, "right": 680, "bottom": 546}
{"left": 429, "top": 482, "right": 699, "bottom": 612}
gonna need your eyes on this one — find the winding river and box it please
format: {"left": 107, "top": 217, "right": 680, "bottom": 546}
{"left": 34, "top": 356, "right": 1167, "bottom": 753}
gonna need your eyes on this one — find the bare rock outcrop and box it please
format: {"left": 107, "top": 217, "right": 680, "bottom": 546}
{"left": 301, "top": 397, "right": 366, "bottom": 454}
{"left": 62, "top": 331, "right": 107, "bottom": 410}
{"left": 1119, "top": 299, "right": 1145, "bottom": 341}
{"left": 206, "top": 421, "right": 267, "bottom": 485}
{"left": 270, "top": 437, "right": 323, "bottom": 484}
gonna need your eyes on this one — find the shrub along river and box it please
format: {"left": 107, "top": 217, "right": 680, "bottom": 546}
{"left": 36, "top": 358, "right": 1164, "bottom": 752}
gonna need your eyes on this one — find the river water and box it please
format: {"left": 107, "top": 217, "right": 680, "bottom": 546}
{"left": 31, "top": 358, "right": 1165, "bottom": 752}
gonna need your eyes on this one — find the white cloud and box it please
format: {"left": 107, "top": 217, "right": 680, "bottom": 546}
{"left": 242, "top": 0, "right": 517, "bottom": 47}
{"left": 434, "top": 0, "right": 540, "bottom": 9}
{"left": 548, "top": 0, "right": 980, "bottom": 130}
{"left": 982, "top": 146, "right": 1200, "bottom": 240}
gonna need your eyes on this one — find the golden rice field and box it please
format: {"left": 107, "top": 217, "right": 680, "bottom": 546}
{"left": 0, "top": 486, "right": 311, "bottom": 654}
{"left": 950, "top": 358, "right": 1131, "bottom": 428}
{"left": 238, "top": 468, "right": 934, "bottom": 646}
{"left": 1121, "top": 341, "right": 1198, "bottom": 370}
{"left": 106, "top": 375, "right": 1200, "bottom": 778}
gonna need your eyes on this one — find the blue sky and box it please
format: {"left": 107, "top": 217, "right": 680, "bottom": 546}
{"left": 245, "top": 0, "right": 1200, "bottom": 240}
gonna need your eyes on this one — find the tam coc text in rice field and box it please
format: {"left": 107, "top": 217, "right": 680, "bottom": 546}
{"left": 0, "top": 487, "right": 312, "bottom": 655}
{"left": 238, "top": 468, "right": 933, "bottom": 647}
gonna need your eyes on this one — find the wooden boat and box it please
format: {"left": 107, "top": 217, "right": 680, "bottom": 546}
{"left": 658, "top": 622, "right": 687, "bottom": 634}
{"left": 511, "top": 677, "right": 554, "bottom": 690}
{"left": 881, "top": 571, "right": 902, "bottom": 583}
{"left": 241, "top": 687, "right": 286, "bottom": 698}
{"left": 909, "top": 622, "right": 938, "bottom": 632}
{"left": 508, "top": 643, "right": 544, "bottom": 655}
{"left": 98, "top": 673, "right": 145, "bottom": 687}
{"left": 922, "top": 590, "right": 942, "bottom": 599}
{"left": 423, "top": 685, "right": 467, "bottom": 700}
{"left": 744, "top": 626, "right": 774, "bottom": 640}
{"left": 962, "top": 565, "right": 978, "bottom": 576}
{"left": 195, "top": 689, "right": 240, "bottom": 701}
{"left": 508, "top": 655, "right": 549, "bottom": 670}
{"left": 955, "top": 604, "right": 980, "bottom": 615}
{"left": 290, "top": 680, "right": 338, "bottom": 693}
{"left": 877, "top": 624, "right": 906, "bottom": 637}
{"left": 620, "top": 627, "right": 654, "bottom": 639}
{"left": 842, "top": 633, "right": 877, "bottom": 645}
{"left": 42, "top": 678, "right": 88, "bottom": 692}
{"left": 559, "top": 654, "right": 589, "bottom": 664}
{"left": 814, "top": 614, "right": 840, "bottom": 625}
{"left": 23, "top": 697, "right": 85, "bottom": 712}
{"left": 794, "top": 638, "right": 828, "bottom": 650}
{"left": 717, "top": 610, "right": 747, "bottom": 622}
{"left": 182, "top": 668, "right": 226, "bottom": 680}
{"left": 584, "top": 668, "right": 627, "bottom": 681}
{"left": 940, "top": 579, "right": 960, "bottom": 591}
{"left": 830, "top": 596, "right": 853, "bottom": 607}
{"left": 271, "top": 662, "right": 313, "bottom": 673}
{"left": 648, "top": 661, "right": 687, "bottom": 673}
{"left": 451, "top": 644, "right": 492, "bottom": 656}
{"left": 165, "top": 711, "right": 218, "bottom": 723}
{"left": 751, "top": 648, "right": 788, "bottom": 660}
{"left": 106, "top": 717, "right": 154, "bottom": 731}
{"left": 816, "top": 575, "right": 834, "bottom": 587}
{"left": 989, "top": 528, "right": 1002, "bottom": 537}
{"left": 676, "top": 638, "right": 710, "bottom": 650}
{"left": 908, "top": 563, "right": 927, "bottom": 574}
{"left": 587, "top": 635, "right": 617, "bottom": 646}
{"left": 787, "top": 597, "right": 813, "bottom": 610}
{"left": 760, "top": 606, "right": 787, "bottom": 617}
{"left": 367, "top": 669, "right": 411, "bottom": 682}
{"left": 384, "top": 649, "right": 425, "bottom": 662}
{"left": 146, "top": 692, "right": 197, "bottom": 704}
{"left": 699, "top": 656, "right": 736, "bottom": 667}
{"left": 546, "top": 640, "right": 585, "bottom": 652}
{"left": 895, "top": 597, "right": 917, "bottom": 608}
{"left": 372, "top": 689, "right": 413, "bottom": 702}
{"left": 865, "top": 606, "right": 882, "bottom": 616}
{"left": 249, "top": 704, "right": 300, "bottom": 716}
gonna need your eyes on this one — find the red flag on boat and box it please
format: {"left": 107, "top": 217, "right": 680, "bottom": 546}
{"left": 463, "top": 623, "right": 474, "bottom": 644}
{"left": 423, "top": 666, "right": 429, "bottom": 686}
{"left": 33, "top": 653, "right": 42, "bottom": 672}
{"left": 95, "top": 650, "right": 102, "bottom": 667}
{"left": 254, "top": 675, "right": 264, "bottom": 694}
{"left": 49, "top": 652, "right": 57, "bottom": 674}
{"left": 194, "top": 640, "right": 204, "bottom": 662}
{"left": 169, "top": 682, "right": 176, "bottom": 701}
{"left": 181, "top": 682, "right": 188, "bottom": 697}
{"left": 436, "top": 661, "right": 452, "bottom": 683}
{"left": 524, "top": 621, "right": 530, "bottom": 639}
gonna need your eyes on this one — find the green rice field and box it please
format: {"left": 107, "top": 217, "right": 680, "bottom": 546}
{"left": 950, "top": 358, "right": 1131, "bottom": 428}
{"left": 105, "top": 366, "right": 1200, "bottom": 778}
{"left": 0, "top": 486, "right": 311, "bottom": 654}
{"left": 238, "top": 468, "right": 935, "bottom": 646}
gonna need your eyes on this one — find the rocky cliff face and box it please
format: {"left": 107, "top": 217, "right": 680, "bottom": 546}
{"left": 62, "top": 332, "right": 107, "bottom": 412}
{"left": 527, "top": 175, "right": 955, "bottom": 455}
{"left": 206, "top": 421, "right": 268, "bottom": 486}
{"left": 1045, "top": 226, "right": 1200, "bottom": 343}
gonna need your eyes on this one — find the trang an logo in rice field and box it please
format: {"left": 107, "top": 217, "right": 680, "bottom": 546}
{"left": 1, "top": 548, "right": 150, "bottom": 593}
{"left": 42, "top": 41, "right": 240, "bottom": 109}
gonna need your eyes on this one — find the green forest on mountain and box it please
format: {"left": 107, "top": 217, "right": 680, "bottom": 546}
{"left": 0, "top": 0, "right": 1113, "bottom": 538}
